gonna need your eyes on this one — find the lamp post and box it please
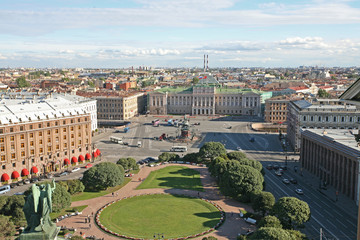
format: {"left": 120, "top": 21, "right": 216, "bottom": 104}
{"left": 153, "top": 233, "right": 164, "bottom": 239}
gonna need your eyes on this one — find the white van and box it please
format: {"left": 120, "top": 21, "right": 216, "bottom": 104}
{"left": 245, "top": 217, "right": 257, "bottom": 225}
{"left": 0, "top": 185, "right": 11, "bottom": 195}
{"left": 137, "top": 141, "right": 142, "bottom": 148}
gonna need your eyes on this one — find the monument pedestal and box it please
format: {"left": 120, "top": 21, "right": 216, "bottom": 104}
{"left": 19, "top": 226, "right": 60, "bottom": 240}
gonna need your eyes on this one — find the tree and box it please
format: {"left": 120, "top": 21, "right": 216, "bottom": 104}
{"left": 287, "top": 230, "right": 307, "bottom": 240}
{"left": 66, "top": 179, "right": 85, "bottom": 195}
{"left": 0, "top": 195, "right": 25, "bottom": 225}
{"left": 250, "top": 227, "right": 294, "bottom": 240}
{"left": 258, "top": 215, "right": 282, "bottom": 228}
{"left": 71, "top": 236, "right": 85, "bottom": 240}
{"left": 158, "top": 152, "right": 180, "bottom": 162}
{"left": 82, "top": 162, "right": 125, "bottom": 191}
{"left": 52, "top": 183, "right": 71, "bottom": 212}
{"left": 219, "top": 160, "right": 263, "bottom": 202}
{"left": 271, "top": 197, "right": 311, "bottom": 229}
{"left": 192, "top": 77, "right": 199, "bottom": 84}
{"left": 0, "top": 215, "right": 16, "bottom": 239}
{"left": 117, "top": 157, "right": 138, "bottom": 171}
{"left": 16, "top": 76, "right": 31, "bottom": 88}
{"left": 199, "top": 142, "right": 226, "bottom": 160}
{"left": 236, "top": 158, "right": 263, "bottom": 174}
{"left": 318, "top": 89, "right": 330, "bottom": 98}
{"left": 227, "top": 151, "right": 247, "bottom": 161}
{"left": 252, "top": 191, "right": 275, "bottom": 216}
{"left": 182, "top": 152, "right": 202, "bottom": 163}
{"left": 208, "top": 156, "right": 227, "bottom": 178}
{"left": 88, "top": 80, "right": 95, "bottom": 88}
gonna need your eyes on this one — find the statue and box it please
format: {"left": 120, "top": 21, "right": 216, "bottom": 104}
{"left": 20, "top": 179, "right": 60, "bottom": 240}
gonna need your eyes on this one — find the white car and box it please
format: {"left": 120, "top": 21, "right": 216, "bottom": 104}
{"left": 72, "top": 167, "right": 81, "bottom": 173}
{"left": 295, "top": 188, "right": 304, "bottom": 195}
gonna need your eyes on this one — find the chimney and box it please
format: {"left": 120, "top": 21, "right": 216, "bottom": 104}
{"left": 206, "top": 55, "right": 209, "bottom": 71}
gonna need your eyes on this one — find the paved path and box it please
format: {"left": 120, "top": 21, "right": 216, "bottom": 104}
{"left": 57, "top": 164, "right": 255, "bottom": 239}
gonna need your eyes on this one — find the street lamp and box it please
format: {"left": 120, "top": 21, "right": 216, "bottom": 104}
{"left": 153, "top": 233, "right": 164, "bottom": 239}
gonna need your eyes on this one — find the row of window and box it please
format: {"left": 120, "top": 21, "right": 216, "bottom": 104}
{"left": 302, "top": 116, "right": 360, "bottom": 123}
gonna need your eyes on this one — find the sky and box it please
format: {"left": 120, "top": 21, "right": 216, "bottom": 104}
{"left": 0, "top": 0, "right": 359, "bottom": 68}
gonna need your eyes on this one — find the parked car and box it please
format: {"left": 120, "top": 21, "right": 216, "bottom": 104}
{"left": 249, "top": 137, "right": 255, "bottom": 142}
{"left": 71, "top": 167, "right": 81, "bottom": 173}
{"left": 273, "top": 164, "right": 279, "bottom": 170}
{"left": 282, "top": 178, "right": 290, "bottom": 184}
{"left": 45, "top": 173, "right": 54, "bottom": 179}
{"left": 275, "top": 171, "right": 283, "bottom": 176}
{"left": 266, "top": 164, "right": 273, "bottom": 170}
{"left": 295, "top": 188, "right": 304, "bottom": 195}
{"left": 10, "top": 183, "right": 17, "bottom": 188}
{"left": 30, "top": 178, "right": 39, "bottom": 183}
{"left": 59, "top": 172, "right": 69, "bottom": 177}
{"left": 85, "top": 163, "right": 93, "bottom": 168}
{"left": 23, "top": 179, "right": 30, "bottom": 184}
{"left": 16, "top": 181, "right": 24, "bottom": 186}
{"left": 290, "top": 178, "right": 297, "bottom": 184}
{"left": 137, "top": 160, "right": 145, "bottom": 165}
{"left": 280, "top": 165, "right": 287, "bottom": 170}
{"left": 143, "top": 157, "right": 157, "bottom": 163}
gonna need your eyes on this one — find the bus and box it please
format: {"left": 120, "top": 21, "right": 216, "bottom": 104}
{"left": 110, "top": 136, "right": 123, "bottom": 144}
{"left": 0, "top": 185, "right": 10, "bottom": 195}
{"left": 170, "top": 146, "right": 187, "bottom": 152}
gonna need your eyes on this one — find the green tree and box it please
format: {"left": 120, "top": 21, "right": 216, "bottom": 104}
{"left": 16, "top": 76, "right": 31, "bottom": 88}
{"left": 219, "top": 160, "right": 263, "bottom": 202}
{"left": 227, "top": 151, "right": 247, "bottom": 161}
{"left": 117, "top": 157, "right": 138, "bottom": 171}
{"left": 199, "top": 142, "right": 226, "bottom": 160}
{"left": 158, "top": 152, "right": 180, "bottom": 162}
{"left": 252, "top": 191, "right": 275, "bottom": 216}
{"left": 0, "top": 195, "right": 25, "bottom": 225}
{"left": 66, "top": 179, "right": 85, "bottom": 195}
{"left": 271, "top": 197, "right": 311, "bottom": 229}
{"left": 287, "top": 229, "right": 307, "bottom": 240}
{"left": 318, "top": 89, "right": 330, "bottom": 98}
{"left": 250, "top": 227, "right": 294, "bottom": 240}
{"left": 182, "top": 152, "right": 202, "bottom": 163}
{"left": 82, "top": 162, "right": 125, "bottom": 191}
{"left": 192, "top": 77, "right": 199, "bottom": 84}
{"left": 52, "top": 183, "right": 71, "bottom": 212}
{"left": 236, "top": 158, "right": 264, "bottom": 174}
{"left": 208, "top": 156, "right": 227, "bottom": 179}
{"left": 88, "top": 80, "right": 95, "bottom": 87}
{"left": 258, "top": 215, "right": 282, "bottom": 228}
{"left": 0, "top": 215, "right": 16, "bottom": 239}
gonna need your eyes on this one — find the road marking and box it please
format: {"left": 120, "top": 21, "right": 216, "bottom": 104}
{"left": 339, "top": 230, "right": 352, "bottom": 240}
{"left": 314, "top": 209, "right": 324, "bottom": 218}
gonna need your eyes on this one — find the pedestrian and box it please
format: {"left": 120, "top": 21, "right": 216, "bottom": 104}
{"left": 88, "top": 217, "right": 91, "bottom": 222}
{"left": 198, "top": 192, "right": 200, "bottom": 197}
{"left": 116, "top": 192, "right": 119, "bottom": 197}
{"left": 91, "top": 212, "right": 94, "bottom": 217}
{"left": 85, "top": 218, "right": 87, "bottom": 223}
{"left": 112, "top": 192, "right": 114, "bottom": 197}
{"left": 89, "top": 223, "right": 91, "bottom": 229}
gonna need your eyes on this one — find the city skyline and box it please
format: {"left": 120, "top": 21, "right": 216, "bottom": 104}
{"left": 0, "top": 0, "right": 360, "bottom": 68}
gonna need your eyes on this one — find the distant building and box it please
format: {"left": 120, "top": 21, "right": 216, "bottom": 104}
{"left": 264, "top": 96, "right": 292, "bottom": 123}
{"left": 148, "top": 84, "right": 261, "bottom": 116}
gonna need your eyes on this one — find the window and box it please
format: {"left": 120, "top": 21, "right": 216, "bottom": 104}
{"left": 38, "top": 124, "right": 42, "bottom": 128}
{"left": 12, "top": 163, "right": 16, "bottom": 167}
{"left": 341, "top": 117, "right": 345, "bottom": 122}
{"left": 10, "top": 128, "right": 13, "bottom": 132}
{"left": 318, "top": 116, "right": 321, "bottom": 121}
{"left": 21, "top": 143, "right": 25, "bottom": 148}
{"left": 29, "top": 125, "right": 33, "bottom": 130}
{"left": 0, "top": 138, "right": 3, "bottom": 143}
{"left": 63, "top": 128, "right": 66, "bottom": 132}
{"left": 21, "top": 151, "right": 25, "bottom": 157}
{"left": 55, "top": 129, "right": 59, "bottom": 134}
{"left": 64, "top": 143, "right": 67, "bottom": 148}
{"left": 20, "top": 134, "right": 25, "bottom": 140}
{"left": 0, "top": 129, "right": 3, "bottom": 134}
{"left": 47, "top": 122, "right": 50, "bottom": 127}
{"left": 47, "top": 146, "right": 51, "bottom": 152}
{"left": 39, "top": 139, "right": 43, "bottom": 144}
{"left": 39, "top": 132, "right": 42, "bottom": 137}
{"left": 11, "top": 153, "right": 15, "bottom": 159}
{"left": 20, "top": 126, "right": 24, "bottom": 131}
{"left": 47, "top": 138, "right": 51, "bottom": 143}
{"left": 10, "top": 136, "right": 14, "bottom": 141}
{"left": 56, "top": 145, "right": 59, "bottom": 150}
{"left": 350, "top": 117, "right": 353, "bottom": 122}
{"left": 303, "top": 116, "right": 306, "bottom": 121}
{"left": 71, "top": 142, "right": 75, "bottom": 147}
{"left": 47, "top": 130, "right": 50, "bottom": 135}
{"left": 78, "top": 140, "right": 81, "bottom": 145}
{"left": 39, "top": 148, "right": 43, "bottom": 153}
{"left": 63, "top": 136, "right": 67, "bottom": 140}
{"left": 30, "top": 149, "right": 34, "bottom": 155}
{"left": 333, "top": 116, "right": 337, "bottom": 122}
{"left": 30, "top": 141, "right": 34, "bottom": 146}
{"left": 30, "top": 133, "right": 34, "bottom": 138}
{"left": 71, "top": 134, "right": 74, "bottom": 138}
{"left": 70, "top": 127, "right": 74, "bottom": 131}
{"left": 0, "top": 146, "right": 4, "bottom": 151}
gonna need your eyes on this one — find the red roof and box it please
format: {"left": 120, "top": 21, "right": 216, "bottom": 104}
{"left": 64, "top": 158, "right": 70, "bottom": 165}
{"left": 85, "top": 153, "right": 91, "bottom": 160}
{"left": 93, "top": 152, "right": 98, "bottom": 158}
{"left": 21, "top": 169, "right": 29, "bottom": 176}
{"left": 71, "top": 156, "right": 78, "bottom": 163}
{"left": 31, "top": 166, "right": 38, "bottom": 174}
{"left": 11, "top": 171, "right": 20, "bottom": 179}
{"left": 1, "top": 173, "right": 9, "bottom": 182}
{"left": 78, "top": 155, "right": 85, "bottom": 162}
{"left": 96, "top": 149, "right": 101, "bottom": 155}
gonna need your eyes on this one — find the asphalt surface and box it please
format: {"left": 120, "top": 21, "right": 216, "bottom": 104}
{"left": 7, "top": 115, "right": 358, "bottom": 240}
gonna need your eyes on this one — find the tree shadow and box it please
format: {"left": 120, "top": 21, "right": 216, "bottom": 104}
{"left": 158, "top": 177, "right": 203, "bottom": 191}
{"left": 194, "top": 212, "right": 222, "bottom": 228}
{"left": 168, "top": 168, "right": 200, "bottom": 177}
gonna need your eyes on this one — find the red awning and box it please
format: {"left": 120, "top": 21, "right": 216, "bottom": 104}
{"left": 64, "top": 158, "right": 70, "bottom": 165}
{"left": 85, "top": 153, "right": 91, "bottom": 160}
{"left": 71, "top": 156, "right": 78, "bottom": 163}
{"left": 96, "top": 149, "right": 101, "bottom": 155}
{"left": 78, "top": 155, "right": 85, "bottom": 162}
{"left": 31, "top": 166, "right": 38, "bottom": 174}
{"left": 1, "top": 173, "right": 9, "bottom": 182}
{"left": 11, "top": 171, "right": 20, "bottom": 179}
{"left": 21, "top": 169, "right": 29, "bottom": 176}
{"left": 93, "top": 152, "right": 98, "bottom": 158}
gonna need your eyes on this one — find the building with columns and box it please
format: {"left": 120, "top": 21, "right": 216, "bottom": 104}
{"left": 148, "top": 85, "right": 261, "bottom": 116}
{"left": 300, "top": 129, "right": 359, "bottom": 204}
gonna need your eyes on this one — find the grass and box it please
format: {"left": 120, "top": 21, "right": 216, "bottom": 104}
{"left": 136, "top": 165, "right": 203, "bottom": 192}
{"left": 71, "top": 178, "right": 131, "bottom": 202}
{"left": 50, "top": 205, "right": 88, "bottom": 221}
{"left": 99, "top": 194, "right": 221, "bottom": 238}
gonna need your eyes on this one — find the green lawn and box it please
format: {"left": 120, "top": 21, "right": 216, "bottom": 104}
{"left": 136, "top": 165, "right": 203, "bottom": 191}
{"left": 71, "top": 178, "right": 131, "bottom": 202}
{"left": 50, "top": 205, "right": 88, "bottom": 221}
{"left": 99, "top": 194, "right": 221, "bottom": 238}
